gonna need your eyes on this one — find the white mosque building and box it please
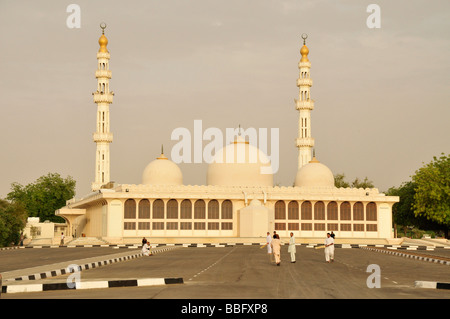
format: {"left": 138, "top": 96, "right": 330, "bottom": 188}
{"left": 56, "top": 26, "right": 399, "bottom": 244}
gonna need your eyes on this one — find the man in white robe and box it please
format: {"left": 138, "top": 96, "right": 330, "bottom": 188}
{"left": 288, "top": 232, "right": 296, "bottom": 263}
{"left": 266, "top": 232, "right": 274, "bottom": 262}
{"left": 271, "top": 234, "right": 282, "bottom": 266}
{"left": 142, "top": 241, "right": 151, "bottom": 256}
{"left": 266, "top": 232, "right": 273, "bottom": 254}
{"left": 324, "top": 233, "right": 334, "bottom": 263}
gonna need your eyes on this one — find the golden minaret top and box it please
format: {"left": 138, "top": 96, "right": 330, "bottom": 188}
{"left": 98, "top": 22, "right": 108, "bottom": 53}
{"left": 300, "top": 33, "right": 309, "bottom": 62}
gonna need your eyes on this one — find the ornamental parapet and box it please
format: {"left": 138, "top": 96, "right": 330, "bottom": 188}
{"left": 295, "top": 99, "right": 314, "bottom": 110}
{"left": 96, "top": 52, "right": 110, "bottom": 60}
{"left": 298, "top": 61, "right": 311, "bottom": 68}
{"left": 93, "top": 92, "right": 114, "bottom": 104}
{"left": 93, "top": 132, "right": 113, "bottom": 142}
{"left": 297, "top": 78, "right": 313, "bottom": 87}
{"left": 95, "top": 69, "right": 112, "bottom": 79}
{"left": 296, "top": 137, "right": 315, "bottom": 148}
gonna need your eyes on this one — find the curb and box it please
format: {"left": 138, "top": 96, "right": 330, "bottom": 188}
{"left": 360, "top": 247, "right": 450, "bottom": 265}
{"left": 1, "top": 277, "right": 183, "bottom": 294}
{"left": 2, "top": 243, "right": 449, "bottom": 250}
{"left": 415, "top": 281, "right": 450, "bottom": 290}
{"left": 4, "top": 246, "right": 179, "bottom": 282}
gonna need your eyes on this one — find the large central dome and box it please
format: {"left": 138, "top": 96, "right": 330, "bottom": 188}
{"left": 206, "top": 136, "right": 273, "bottom": 187}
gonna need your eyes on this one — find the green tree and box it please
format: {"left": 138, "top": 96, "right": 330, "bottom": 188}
{"left": 351, "top": 177, "right": 374, "bottom": 189}
{"left": 334, "top": 173, "right": 374, "bottom": 188}
{"left": 387, "top": 180, "right": 448, "bottom": 238}
{"left": 7, "top": 173, "right": 76, "bottom": 223}
{"left": 334, "top": 173, "right": 350, "bottom": 188}
{"left": 386, "top": 182, "right": 417, "bottom": 237}
{"left": 0, "top": 199, "right": 28, "bottom": 247}
{"left": 412, "top": 153, "right": 450, "bottom": 238}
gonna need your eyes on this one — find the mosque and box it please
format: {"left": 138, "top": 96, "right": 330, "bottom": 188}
{"left": 56, "top": 26, "right": 399, "bottom": 244}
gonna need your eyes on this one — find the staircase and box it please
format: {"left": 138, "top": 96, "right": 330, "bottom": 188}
{"left": 27, "top": 238, "right": 55, "bottom": 246}
{"left": 65, "top": 237, "right": 111, "bottom": 246}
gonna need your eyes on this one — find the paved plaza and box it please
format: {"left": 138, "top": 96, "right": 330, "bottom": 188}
{"left": 1, "top": 244, "right": 449, "bottom": 301}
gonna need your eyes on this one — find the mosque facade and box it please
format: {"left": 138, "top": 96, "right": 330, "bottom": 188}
{"left": 56, "top": 27, "right": 399, "bottom": 244}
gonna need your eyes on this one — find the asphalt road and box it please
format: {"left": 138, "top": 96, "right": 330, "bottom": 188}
{"left": 2, "top": 245, "right": 449, "bottom": 300}
{"left": 0, "top": 247, "right": 127, "bottom": 273}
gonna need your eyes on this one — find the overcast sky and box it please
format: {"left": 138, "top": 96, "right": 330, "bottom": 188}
{"left": 0, "top": 0, "right": 449, "bottom": 199}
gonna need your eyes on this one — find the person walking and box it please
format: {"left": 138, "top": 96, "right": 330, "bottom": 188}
{"left": 324, "top": 233, "right": 335, "bottom": 263}
{"left": 20, "top": 232, "right": 24, "bottom": 246}
{"left": 266, "top": 232, "right": 274, "bottom": 262}
{"left": 60, "top": 232, "right": 65, "bottom": 246}
{"left": 271, "top": 234, "right": 282, "bottom": 266}
{"left": 288, "top": 232, "right": 296, "bottom": 263}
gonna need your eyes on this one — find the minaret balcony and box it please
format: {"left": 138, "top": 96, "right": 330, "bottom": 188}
{"left": 95, "top": 70, "right": 112, "bottom": 79}
{"left": 298, "top": 61, "right": 311, "bottom": 68}
{"left": 296, "top": 137, "right": 315, "bottom": 148}
{"left": 297, "top": 78, "right": 313, "bottom": 87}
{"left": 295, "top": 99, "right": 314, "bottom": 110}
{"left": 97, "top": 52, "right": 110, "bottom": 59}
{"left": 93, "top": 92, "right": 114, "bottom": 103}
{"left": 93, "top": 132, "right": 113, "bottom": 143}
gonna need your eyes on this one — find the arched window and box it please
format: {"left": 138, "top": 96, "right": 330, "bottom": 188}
{"left": 314, "top": 201, "right": 325, "bottom": 220}
{"left": 180, "top": 199, "right": 192, "bottom": 219}
{"left": 208, "top": 200, "right": 219, "bottom": 219}
{"left": 366, "top": 202, "right": 377, "bottom": 221}
{"left": 138, "top": 199, "right": 150, "bottom": 219}
{"left": 340, "top": 202, "right": 351, "bottom": 220}
{"left": 152, "top": 199, "right": 164, "bottom": 219}
{"left": 124, "top": 199, "right": 136, "bottom": 219}
{"left": 221, "top": 200, "right": 233, "bottom": 219}
{"left": 275, "top": 201, "right": 286, "bottom": 219}
{"left": 301, "top": 201, "right": 312, "bottom": 220}
{"left": 353, "top": 202, "right": 364, "bottom": 221}
{"left": 327, "top": 201, "right": 338, "bottom": 220}
{"left": 288, "top": 201, "right": 299, "bottom": 220}
{"left": 167, "top": 199, "right": 178, "bottom": 219}
{"left": 194, "top": 200, "right": 206, "bottom": 219}
{"left": 138, "top": 200, "right": 150, "bottom": 229}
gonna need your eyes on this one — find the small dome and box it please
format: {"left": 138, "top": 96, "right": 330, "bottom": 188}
{"left": 249, "top": 198, "right": 262, "bottom": 207}
{"left": 207, "top": 136, "right": 273, "bottom": 187}
{"left": 294, "top": 157, "right": 334, "bottom": 188}
{"left": 142, "top": 153, "right": 183, "bottom": 186}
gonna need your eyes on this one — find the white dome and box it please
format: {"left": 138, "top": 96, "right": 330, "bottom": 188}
{"left": 207, "top": 136, "right": 273, "bottom": 187}
{"left": 294, "top": 157, "right": 334, "bottom": 188}
{"left": 142, "top": 153, "right": 183, "bottom": 186}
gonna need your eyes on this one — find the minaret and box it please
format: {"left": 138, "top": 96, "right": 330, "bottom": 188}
{"left": 92, "top": 23, "right": 114, "bottom": 191}
{"left": 295, "top": 34, "right": 314, "bottom": 170}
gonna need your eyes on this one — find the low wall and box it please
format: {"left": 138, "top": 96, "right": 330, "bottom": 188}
{"left": 120, "top": 236, "right": 402, "bottom": 246}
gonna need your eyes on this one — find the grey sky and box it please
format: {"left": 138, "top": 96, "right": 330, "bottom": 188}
{"left": 0, "top": 0, "right": 449, "bottom": 199}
